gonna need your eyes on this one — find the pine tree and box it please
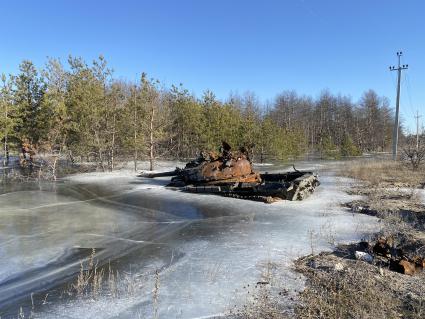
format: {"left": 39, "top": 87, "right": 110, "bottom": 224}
{"left": 139, "top": 73, "right": 170, "bottom": 171}
{"left": 13, "top": 60, "right": 46, "bottom": 146}
{"left": 340, "top": 134, "right": 361, "bottom": 157}
{"left": 66, "top": 55, "right": 112, "bottom": 171}
{"left": 169, "top": 84, "right": 203, "bottom": 158}
{"left": 0, "top": 74, "right": 16, "bottom": 166}
{"left": 41, "top": 58, "right": 69, "bottom": 149}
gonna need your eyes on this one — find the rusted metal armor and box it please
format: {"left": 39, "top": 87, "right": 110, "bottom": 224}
{"left": 139, "top": 142, "right": 320, "bottom": 203}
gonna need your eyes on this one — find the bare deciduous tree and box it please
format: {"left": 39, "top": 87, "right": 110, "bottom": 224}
{"left": 402, "top": 137, "right": 425, "bottom": 170}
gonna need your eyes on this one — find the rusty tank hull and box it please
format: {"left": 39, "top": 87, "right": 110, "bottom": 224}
{"left": 183, "top": 171, "right": 319, "bottom": 202}
{"left": 138, "top": 142, "right": 319, "bottom": 203}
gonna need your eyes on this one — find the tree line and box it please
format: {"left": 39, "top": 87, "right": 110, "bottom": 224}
{"left": 0, "top": 56, "right": 397, "bottom": 171}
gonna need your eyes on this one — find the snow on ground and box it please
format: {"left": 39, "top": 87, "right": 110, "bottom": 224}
{"left": 0, "top": 161, "right": 379, "bottom": 318}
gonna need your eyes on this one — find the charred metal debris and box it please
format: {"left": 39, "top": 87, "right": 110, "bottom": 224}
{"left": 350, "top": 237, "right": 425, "bottom": 276}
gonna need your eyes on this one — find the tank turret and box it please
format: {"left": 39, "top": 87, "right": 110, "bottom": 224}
{"left": 168, "top": 142, "right": 262, "bottom": 187}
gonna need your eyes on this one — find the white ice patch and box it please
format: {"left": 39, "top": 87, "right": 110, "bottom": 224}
{"left": 65, "top": 160, "right": 186, "bottom": 183}
{"left": 417, "top": 189, "right": 425, "bottom": 204}
{"left": 253, "top": 162, "right": 274, "bottom": 166}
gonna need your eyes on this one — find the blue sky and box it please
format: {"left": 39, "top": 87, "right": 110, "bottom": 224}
{"left": 0, "top": 0, "right": 424, "bottom": 131}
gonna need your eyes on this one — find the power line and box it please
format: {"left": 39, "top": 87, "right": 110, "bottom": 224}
{"left": 401, "top": 55, "right": 415, "bottom": 112}
{"left": 389, "top": 51, "right": 408, "bottom": 160}
{"left": 403, "top": 72, "right": 416, "bottom": 118}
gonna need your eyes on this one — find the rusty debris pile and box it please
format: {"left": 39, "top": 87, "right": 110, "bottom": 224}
{"left": 19, "top": 141, "right": 36, "bottom": 168}
{"left": 354, "top": 237, "right": 425, "bottom": 276}
{"left": 140, "top": 142, "right": 320, "bottom": 203}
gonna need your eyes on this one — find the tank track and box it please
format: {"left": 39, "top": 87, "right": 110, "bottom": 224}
{"left": 222, "top": 193, "right": 275, "bottom": 203}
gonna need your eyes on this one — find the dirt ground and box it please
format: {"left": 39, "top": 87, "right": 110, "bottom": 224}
{"left": 293, "top": 160, "right": 425, "bottom": 319}
{"left": 295, "top": 237, "right": 425, "bottom": 318}
{"left": 232, "top": 160, "right": 425, "bottom": 319}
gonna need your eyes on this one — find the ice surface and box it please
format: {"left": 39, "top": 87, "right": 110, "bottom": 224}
{"left": 0, "top": 161, "right": 379, "bottom": 318}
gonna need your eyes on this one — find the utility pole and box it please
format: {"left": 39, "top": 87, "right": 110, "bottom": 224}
{"left": 415, "top": 111, "right": 422, "bottom": 150}
{"left": 1, "top": 76, "right": 9, "bottom": 168}
{"left": 389, "top": 51, "right": 408, "bottom": 160}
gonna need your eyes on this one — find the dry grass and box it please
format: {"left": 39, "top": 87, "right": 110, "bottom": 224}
{"left": 345, "top": 187, "right": 425, "bottom": 233}
{"left": 295, "top": 256, "right": 399, "bottom": 318}
{"left": 349, "top": 187, "right": 425, "bottom": 217}
{"left": 231, "top": 159, "right": 425, "bottom": 319}
{"left": 229, "top": 284, "right": 287, "bottom": 319}
{"left": 71, "top": 248, "right": 105, "bottom": 299}
{"left": 9, "top": 250, "right": 156, "bottom": 318}
{"left": 229, "top": 261, "right": 290, "bottom": 319}
{"left": 295, "top": 251, "right": 425, "bottom": 319}
{"left": 67, "top": 249, "right": 152, "bottom": 302}
{"left": 229, "top": 248, "right": 425, "bottom": 319}
{"left": 153, "top": 269, "right": 160, "bottom": 319}
{"left": 341, "top": 159, "right": 425, "bottom": 188}
{"left": 343, "top": 159, "right": 425, "bottom": 231}
{"left": 308, "top": 159, "right": 425, "bottom": 318}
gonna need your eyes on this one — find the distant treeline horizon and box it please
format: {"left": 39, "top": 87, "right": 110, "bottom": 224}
{"left": 0, "top": 55, "right": 399, "bottom": 171}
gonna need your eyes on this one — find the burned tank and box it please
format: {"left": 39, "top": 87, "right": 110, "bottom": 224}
{"left": 139, "top": 142, "right": 320, "bottom": 203}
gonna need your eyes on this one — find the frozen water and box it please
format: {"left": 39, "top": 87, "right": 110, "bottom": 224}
{"left": 0, "top": 161, "right": 379, "bottom": 318}
{"left": 410, "top": 189, "right": 425, "bottom": 203}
